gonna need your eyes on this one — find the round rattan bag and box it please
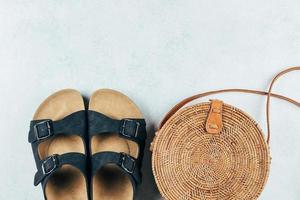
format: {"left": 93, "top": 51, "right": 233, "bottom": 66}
{"left": 151, "top": 67, "right": 300, "bottom": 200}
{"left": 152, "top": 100, "right": 270, "bottom": 200}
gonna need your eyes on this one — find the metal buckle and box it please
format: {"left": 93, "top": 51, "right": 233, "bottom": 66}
{"left": 42, "top": 155, "right": 58, "bottom": 175}
{"left": 120, "top": 153, "right": 136, "bottom": 174}
{"left": 34, "top": 120, "right": 53, "bottom": 141}
{"left": 121, "top": 119, "right": 140, "bottom": 138}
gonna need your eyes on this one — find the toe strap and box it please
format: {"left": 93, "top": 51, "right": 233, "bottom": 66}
{"left": 34, "top": 153, "right": 87, "bottom": 186}
{"left": 88, "top": 111, "right": 147, "bottom": 144}
{"left": 28, "top": 111, "right": 86, "bottom": 144}
{"left": 91, "top": 151, "right": 141, "bottom": 190}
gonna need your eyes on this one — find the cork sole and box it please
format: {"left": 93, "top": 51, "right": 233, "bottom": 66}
{"left": 89, "top": 89, "right": 143, "bottom": 200}
{"left": 33, "top": 89, "right": 88, "bottom": 200}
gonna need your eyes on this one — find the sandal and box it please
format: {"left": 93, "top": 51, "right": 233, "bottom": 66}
{"left": 88, "top": 89, "right": 147, "bottom": 200}
{"left": 28, "top": 89, "right": 89, "bottom": 200}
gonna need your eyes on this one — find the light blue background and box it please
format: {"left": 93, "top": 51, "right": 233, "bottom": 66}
{"left": 0, "top": 1, "right": 300, "bottom": 199}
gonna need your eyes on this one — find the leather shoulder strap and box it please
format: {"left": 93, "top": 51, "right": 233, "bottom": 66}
{"left": 159, "top": 66, "right": 300, "bottom": 145}
{"left": 266, "top": 66, "right": 300, "bottom": 143}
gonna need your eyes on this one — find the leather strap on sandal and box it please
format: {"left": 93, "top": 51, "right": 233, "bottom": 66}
{"left": 28, "top": 110, "right": 88, "bottom": 192}
{"left": 88, "top": 110, "right": 146, "bottom": 193}
{"left": 88, "top": 111, "right": 146, "bottom": 144}
{"left": 91, "top": 151, "right": 141, "bottom": 190}
{"left": 34, "top": 152, "right": 87, "bottom": 186}
{"left": 28, "top": 111, "right": 86, "bottom": 143}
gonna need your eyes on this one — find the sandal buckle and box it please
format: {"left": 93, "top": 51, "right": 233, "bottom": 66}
{"left": 34, "top": 120, "right": 53, "bottom": 141}
{"left": 121, "top": 119, "right": 140, "bottom": 139}
{"left": 42, "top": 155, "right": 58, "bottom": 175}
{"left": 120, "top": 153, "right": 136, "bottom": 174}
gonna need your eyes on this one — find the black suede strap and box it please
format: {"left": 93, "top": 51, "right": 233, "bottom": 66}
{"left": 34, "top": 153, "right": 87, "bottom": 186}
{"left": 88, "top": 111, "right": 146, "bottom": 144}
{"left": 28, "top": 110, "right": 88, "bottom": 194}
{"left": 88, "top": 111, "right": 146, "bottom": 193}
{"left": 28, "top": 111, "right": 86, "bottom": 143}
{"left": 91, "top": 151, "right": 141, "bottom": 190}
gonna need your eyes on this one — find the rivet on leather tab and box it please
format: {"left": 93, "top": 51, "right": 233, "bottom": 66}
{"left": 208, "top": 123, "right": 219, "bottom": 129}
{"left": 206, "top": 100, "right": 223, "bottom": 134}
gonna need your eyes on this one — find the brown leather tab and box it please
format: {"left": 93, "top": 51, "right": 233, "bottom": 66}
{"left": 206, "top": 99, "right": 223, "bottom": 134}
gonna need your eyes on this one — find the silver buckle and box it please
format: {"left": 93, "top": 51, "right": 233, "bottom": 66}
{"left": 120, "top": 153, "right": 135, "bottom": 174}
{"left": 121, "top": 119, "right": 140, "bottom": 138}
{"left": 34, "top": 120, "right": 52, "bottom": 141}
{"left": 42, "top": 155, "right": 57, "bottom": 175}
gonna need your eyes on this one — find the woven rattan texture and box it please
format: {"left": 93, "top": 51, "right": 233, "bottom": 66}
{"left": 152, "top": 102, "right": 270, "bottom": 200}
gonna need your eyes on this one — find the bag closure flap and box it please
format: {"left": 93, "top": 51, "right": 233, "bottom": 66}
{"left": 206, "top": 99, "right": 223, "bottom": 134}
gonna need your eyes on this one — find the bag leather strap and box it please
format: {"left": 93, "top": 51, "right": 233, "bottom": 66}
{"left": 159, "top": 66, "right": 300, "bottom": 145}
{"left": 266, "top": 66, "right": 300, "bottom": 143}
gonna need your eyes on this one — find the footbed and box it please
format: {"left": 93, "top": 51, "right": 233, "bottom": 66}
{"left": 89, "top": 89, "right": 143, "bottom": 200}
{"left": 33, "top": 89, "right": 88, "bottom": 200}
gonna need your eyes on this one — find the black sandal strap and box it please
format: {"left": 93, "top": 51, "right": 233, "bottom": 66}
{"left": 28, "top": 111, "right": 86, "bottom": 143}
{"left": 88, "top": 111, "right": 146, "bottom": 144}
{"left": 34, "top": 153, "right": 87, "bottom": 186}
{"left": 91, "top": 151, "right": 141, "bottom": 189}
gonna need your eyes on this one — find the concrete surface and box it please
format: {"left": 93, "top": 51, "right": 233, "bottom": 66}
{"left": 0, "top": 1, "right": 300, "bottom": 199}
